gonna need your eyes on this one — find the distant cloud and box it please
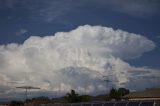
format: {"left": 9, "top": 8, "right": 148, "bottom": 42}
{"left": 0, "top": 0, "right": 25, "bottom": 8}
{"left": 97, "top": 0, "right": 160, "bottom": 17}
{"left": 157, "top": 36, "right": 160, "bottom": 39}
{"left": 29, "top": 0, "right": 85, "bottom": 23}
{"left": 16, "top": 29, "right": 28, "bottom": 36}
{"left": 0, "top": 25, "right": 159, "bottom": 100}
{"left": 29, "top": 0, "right": 160, "bottom": 21}
{"left": 30, "top": 0, "right": 160, "bottom": 21}
{"left": 0, "top": 0, "right": 159, "bottom": 23}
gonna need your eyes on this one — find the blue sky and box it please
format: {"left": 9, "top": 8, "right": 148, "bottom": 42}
{"left": 0, "top": 0, "right": 160, "bottom": 100}
{"left": 0, "top": 0, "right": 160, "bottom": 68}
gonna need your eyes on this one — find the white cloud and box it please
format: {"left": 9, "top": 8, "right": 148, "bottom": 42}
{"left": 16, "top": 29, "right": 28, "bottom": 36}
{"left": 0, "top": 25, "right": 159, "bottom": 100}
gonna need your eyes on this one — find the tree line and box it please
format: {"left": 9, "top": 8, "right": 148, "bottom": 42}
{"left": 10, "top": 87, "right": 130, "bottom": 105}
{"left": 65, "top": 87, "right": 130, "bottom": 103}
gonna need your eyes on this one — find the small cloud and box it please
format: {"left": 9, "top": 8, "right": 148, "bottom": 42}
{"left": 16, "top": 29, "right": 28, "bottom": 36}
{"left": 7, "top": 16, "right": 12, "bottom": 20}
{"left": 156, "top": 36, "right": 160, "bottom": 39}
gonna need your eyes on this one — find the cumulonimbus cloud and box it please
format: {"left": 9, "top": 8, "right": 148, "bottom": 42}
{"left": 0, "top": 25, "right": 159, "bottom": 100}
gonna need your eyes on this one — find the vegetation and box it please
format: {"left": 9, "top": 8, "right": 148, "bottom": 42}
{"left": 65, "top": 89, "right": 90, "bottom": 103}
{"left": 10, "top": 100, "right": 23, "bottom": 106}
{"left": 65, "top": 88, "right": 130, "bottom": 102}
{"left": 31, "top": 96, "right": 50, "bottom": 101}
{"left": 107, "top": 88, "right": 120, "bottom": 101}
{"left": 65, "top": 89, "right": 80, "bottom": 103}
{"left": 79, "top": 95, "right": 90, "bottom": 102}
{"left": 9, "top": 88, "right": 130, "bottom": 104}
{"left": 106, "top": 87, "right": 130, "bottom": 101}
{"left": 118, "top": 88, "right": 130, "bottom": 97}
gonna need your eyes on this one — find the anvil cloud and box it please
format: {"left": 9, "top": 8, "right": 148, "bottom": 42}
{"left": 0, "top": 25, "right": 159, "bottom": 100}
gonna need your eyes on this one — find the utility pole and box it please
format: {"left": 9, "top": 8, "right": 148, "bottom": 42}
{"left": 16, "top": 86, "right": 40, "bottom": 101}
{"left": 103, "top": 76, "right": 110, "bottom": 93}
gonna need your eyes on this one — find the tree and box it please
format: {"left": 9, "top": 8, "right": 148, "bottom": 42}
{"left": 106, "top": 87, "right": 130, "bottom": 101}
{"left": 10, "top": 101, "right": 23, "bottom": 106}
{"left": 107, "top": 88, "right": 120, "bottom": 101}
{"left": 65, "top": 89, "right": 90, "bottom": 103}
{"left": 66, "top": 89, "right": 80, "bottom": 103}
{"left": 79, "top": 95, "right": 90, "bottom": 102}
{"left": 32, "top": 96, "right": 50, "bottom": 101}
{"left": 118, "top": 88, "right": 130, "bottom": 97}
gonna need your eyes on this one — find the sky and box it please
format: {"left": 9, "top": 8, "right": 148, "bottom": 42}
{"left": 0, "top": 0, "right": 160, "bottom": 101}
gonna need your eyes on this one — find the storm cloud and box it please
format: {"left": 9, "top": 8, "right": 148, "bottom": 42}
{"left": 0, "top": 25, "right": 159, "bottom": 100}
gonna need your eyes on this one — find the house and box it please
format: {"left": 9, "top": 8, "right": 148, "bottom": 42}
{"left": 123, "top": 88, "right": 160, "bottom": 101}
